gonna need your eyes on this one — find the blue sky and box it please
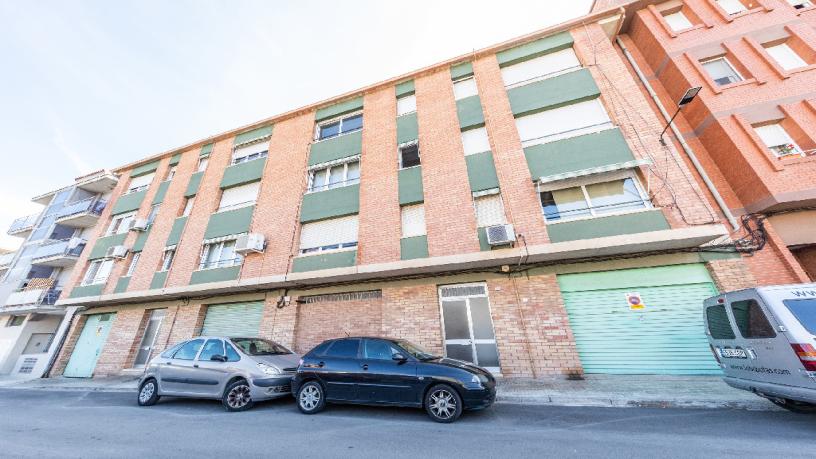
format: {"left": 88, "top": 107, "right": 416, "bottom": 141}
{"left": 0, "top": 0, "right": 591, "bottom": 250}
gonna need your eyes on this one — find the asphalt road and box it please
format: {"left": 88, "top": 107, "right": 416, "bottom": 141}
{"left": 0, "top": 388, "right": 813, "bottom": 458}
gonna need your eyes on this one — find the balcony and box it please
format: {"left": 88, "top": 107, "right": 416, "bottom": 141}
{"left": 31, "top": 238, "right": 86, "bottom": 267}
{"left": 55, "top": 197, "right": 106, "bottom": 228}
{"left": 2, "top": 287, "right": 63, "bottom": 315}
{"left": 7, "top": 213, "right": 40, "bottom": 238}
{"left": 0, "top": 252, "right": 14, "bottom": 271}
{"left": 30, "top": 170, "right": 118, "bottom": 205}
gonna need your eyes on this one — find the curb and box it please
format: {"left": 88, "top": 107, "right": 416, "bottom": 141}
{"left": 496, "top": 394, "right": 780, "bottom": 411}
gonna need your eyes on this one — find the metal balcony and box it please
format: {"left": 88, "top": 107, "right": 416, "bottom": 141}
{"left": 55, "top": 197, "right": 106, "bottom": 228}
{"left": 7, "top": 213, "right": 40, "bottom": 238}
{"left": 0, "top": 252, "right": 15, "bottom": 271}
{"left": 30, "top": 238, "right": 86, "bottom": 267}
{"left": 2, "top": 287, "right": 63, "bottom": 314}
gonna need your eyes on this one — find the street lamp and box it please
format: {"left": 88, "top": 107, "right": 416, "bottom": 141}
{"left": 659, "top": 86, "right": 701, "bottom": 146}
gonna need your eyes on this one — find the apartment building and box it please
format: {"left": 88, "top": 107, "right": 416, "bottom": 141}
{"left": 49, "top": 4, "right": 765, "bottom": 380}
{"left": 0, "top": 171, "right": 117, "bottom": 377}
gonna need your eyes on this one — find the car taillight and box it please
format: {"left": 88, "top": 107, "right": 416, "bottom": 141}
{"left": 709, "top": 344, "right": 721, "bottom": 364}
{"left": 790, "top": 343, "right": 816, "bottom": 371}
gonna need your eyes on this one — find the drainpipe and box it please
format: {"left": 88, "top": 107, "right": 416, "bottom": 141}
{"left": 615, "top": 37, "right": 740, "bottom": 231}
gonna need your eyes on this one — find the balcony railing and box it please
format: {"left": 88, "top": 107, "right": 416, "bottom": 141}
{"left": 56, "top": 197, "right": 106, "bottom": 220}
{"left": 4, "top": 287, "right": 62, "bottom": 308}
{"left": 32, "top": 238, "right": 86, "bottom": 262}
{"left": 8, "top": 213, "right": 40, "bottom": 235}
{"left": 0, "top": 252, "right": 15, "bottom": 269}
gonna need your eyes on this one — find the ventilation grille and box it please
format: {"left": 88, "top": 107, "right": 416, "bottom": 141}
{"left": 18, "top": 357, "right": 37, "bottom": 374}
{"left": 299, "top": 290, "right": 382, "bottom": 304}
{"left": 440, "top": 285, "right": 486, "bottom": 298}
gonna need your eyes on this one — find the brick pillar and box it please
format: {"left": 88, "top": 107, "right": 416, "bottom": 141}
{"left": 258, "top": 294, "right": 298, "bottom": 349}
{"left": 166, "top": 302, "right": 207, "bottom": 343}
{"left": 153, "top": 304, "right": 180, "bottom": 353}
{"left": 381, "top": 283, "right": 443, "bottom": 355}
{"left": 358, "top": 87, "right": 401, "bottom": 264}
{"left": 472, "top": 55, "right": 550, "bottom": 245}
{"left": 94, "top": 307, "right": 147, "bottom": 376}
{"left": 415, "top": 69, "right": 480, "bottom": 256}
{"left": 706, "top": 257, "right": 757, "bottom": 292}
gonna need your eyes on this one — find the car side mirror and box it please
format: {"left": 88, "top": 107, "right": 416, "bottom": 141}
{"left": 210, "top": 354, "right": 227, "bottom": 362}
{"left": 392, "top": 353, "right": 407, "bottom": 362}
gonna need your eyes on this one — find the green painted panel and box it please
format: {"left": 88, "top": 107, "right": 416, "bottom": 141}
{"left": 524, "top": 128, "right": 635, "bottom": 179}
{"left": 497, "top": 31, "right": 574, "bottom": 67}
{"left": 508, "top": 69, "right": 600, "bottom": 117}
{"left": 465, "top": 151, "right": 499, "bottom": 192}
{"left": 204, "top": 205, "right": 255, "bottom": 239}
{"left": 190, "top": 265, "right": 242, "bottom": 285}
{"left": 547, "top": 210, "right": 670, "bottom": 243}
{"left": 234, "top": 125, "right": 272, "bottom": 145}
{"left": 300, "top": 185, "right": 359, "bottom": 223}
{"left": 150, "top": 271, "right": 168, "bottom": 290}
{"left": 169, "top": 153, "right": 181, "bottom": 166}
{"left": 111, "top": 190, "right": 147, "bottom": 215}
{"left": 398, "top": 166, "right": 424, "bottom": 205}
{"left": 166, "top": 217, "right": 187, "bottom": 247}
{"left": 315, "top": 96, "right": 363, "bottom": 122}
{"left": 400, "top": 236, "right": 428, "bottom": 260}
{"left": 151, "top": 181, "right": 170, "bottom": 205}
{"left": 292, "top": 250, "right": 357, "bottom": 273}
{"left": 132, "top": 229, "right": 150, "bottom": 252}
{"left": 397, "top": 112, "right": 418, "bottom": 144}
{"left": 88, "top": 233, "right": 127, "bottom": 260}
{"left": 69, "top": 283, "right": 104, "bottom": 299}
{"left": 308, "top": 130, "right": 362, "bottom": 166}
{"left": 396, "top": 80, "right": 415, "bottom": 97}
{"left": 114, "top": 277, "right": 130, "bottom": 294}
{"left": 450, "top": 61, "right": 474, "bottom": 80}
{"left": 130, "top": 161, "right": 159, "bottom": 177}
{"left": 456, "top": 96, "right": 485, "bottom": 130}
{"left": 200, "top": 143, "right": 213, "bottom": 157}
{"left": 559, "top": 263, "right": 716, "bottom": 292}
{"left": 220, "top": 158, "right": 266, "bottom": 189}
{"left": 477, "top": 227, "right": 491, "bottom": 251}
{"left": 202, "top": 302, "right": 264, "bottom": 337}
{"left": 185, "top": 171, "right": 203, "bottom": 197}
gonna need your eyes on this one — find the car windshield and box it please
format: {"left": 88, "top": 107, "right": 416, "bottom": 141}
{"left": 230, "top": 338, "right": 291, "bottom": 356}
{"left": 396, "top": 340, "right": 437, "bottom": 360}
{"left": 783, "top": 299, "right": 816, "bottom": 335}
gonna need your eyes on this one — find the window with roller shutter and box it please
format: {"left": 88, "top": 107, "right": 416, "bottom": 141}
{"left": 299, "top": 215, "right": 359, "bottom": 254}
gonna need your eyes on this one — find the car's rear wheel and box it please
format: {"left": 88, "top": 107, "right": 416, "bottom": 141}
{"left": 223, "top": 380, "right": 254, "bottom": 412}
{"left": 425, "top": 384, "right": 463, "bottom": 423}
{"left": 297, "top": 381, "right": 326, "bottom": 414}
{"left": 769, "top": 397, "right": 816, "bottom": 413}
{"left": 137, "top": 378, "right": 160, "bottom": 407}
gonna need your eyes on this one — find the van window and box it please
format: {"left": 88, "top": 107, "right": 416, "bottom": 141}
{"left": 731, "top": 300, "right": 776, "bottom": 338}
{"left": 706, "top": 304, "right": 736, "bottom": 339}
{"left": 783, "top": 299, "right": 816, "bottom": 335}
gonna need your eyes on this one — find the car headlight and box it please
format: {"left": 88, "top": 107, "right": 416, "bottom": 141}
{"left": 257, "top": 363, "right": 281, "bottom": 376}
{"left": 470, "top": 374, "right": 489, "bottom": 385}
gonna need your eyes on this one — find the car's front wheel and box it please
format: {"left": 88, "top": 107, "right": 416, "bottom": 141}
{"left": 223, "top": 380, "right": 254, "bottom": 412}
{"left": 137, "top": 378, "right": 160, "bottom": 406}
{"left": 425, "top": 384, "right": 463, "bottom": 423}
{"left": 297, "top": 381, "right": 326, "bottom": 414}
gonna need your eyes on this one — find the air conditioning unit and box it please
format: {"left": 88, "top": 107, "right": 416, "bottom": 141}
{"left": 129, "top": 218, "right": 149, "bottom": 232}
{"left": 485, "top": 224, "right": 516, "bottom": 246}
{"left": 235, "top": 233, "right": 265, "bottom": 254}
{"left": 105, "top": 245, "right": 129, "bottom": 259}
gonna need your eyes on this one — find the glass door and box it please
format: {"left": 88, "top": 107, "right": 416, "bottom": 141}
{"left": 133, "top": 309, "right": 166, "bottom": 368}
{"left": 439, "top": 284, "right": 500, "bottom": 374}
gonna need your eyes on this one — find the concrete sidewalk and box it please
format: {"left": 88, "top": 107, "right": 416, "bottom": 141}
{"left": 0, "top": 374, "right": 778, "bottom": 410}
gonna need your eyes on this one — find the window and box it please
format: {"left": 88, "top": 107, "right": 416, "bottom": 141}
{"left": 731, "top": 300, "right": 776, "bottom": 338}
{"left": 164, "top": 166, "right": 176, "bottom": 182}
{"left": 783, "top": 299, "right": 816, "bottom": 334}
{"left": 706, "top": 304, "right": 736, "bottom": 339}
{"left": 717, "top": 0, "right": 748, "bottom": 14}
{"left": 232, "top": 141, "right": 268, "bottom": 165}
{"left": 317, "top": 113, "right": 363, "bottom": 141}
{"left": 218, "top": 181, "right": 260, "bottom": 211}
{"left": 107, "top": 211, "right": 136, "bottom": 235}
{"left": 325, "top": 339, "right": 360, "bottom": 358}
{"left": 788, "top": 0, "right": 814, "bottom": 9}
{"left": 539, "top": 176, "right": 649, "bottom": 222}
{"left": 399, "top": 142, "right": 420, "bottom": 169}
{"left": 397, "top": 94, "right": 416, "bottom": 116}
{"left": 160, "top": 247, "right": 175, "bottom": 272}
{"left": 453, "top": 77, "right": 478, "bottom": 100}
{"left": 232, "top": 338, "right": 292, "bottom": 356}
{"left": 753, "top": 123, "right": 803, "bottom": 157}
{"left": 474, "top": 193, "right": 507, "bottom": 227}
{"left": 126, "top": 173, "right": 154, "bottom": 195}
{"left": 173, "top": 338, "right": 205, "bottom": 360}
{"left": 364, "top": 339, "right": 401, "bottom": 360}
{"left": 701, "top": 57, "right": 743, "bottom": 86}
{"left": 198, "top": 339, "right": 225, "bottom": 361}
{"left": 309, "top": 341, "right": 333, "bottom": 357}
{"left": 401, "top": 204, "right": 426, "bottom": 238}
{"left": 308, "top": 159, "right": 360, "bottom": 192}
{"left": 515, "top": 98, "right": 613, "bottom": 146}
{"left": 81, "top": 259, "right": 114, "bottom": 285}
{"left": 764, "top": 43, "right": 807, "bottom": 71}
{"left": 182, "top": 197, "right": 195, "bottom": 217}
{"left": 663, "top": 10, "right": 693, "bottom": 31}
{"left": 225, "top": 342, "right": 241, "bottom": 361}
{"left": 462, "top": 127, "right": 491, "bottom": 156}
{"left": 125, "top": 252, "right": 140, "bottom": 277}
{"left": 147, "top": 204, "right": 160, "bottom": 226}
{"left": 200, "top": 239, "right": 242, "bottom": 270}
{"left": 7, "top": 315, "right": 25, "bottom": 327}
{"left": 299, "top": 215, "right": 358, "bottom": 254}
{"left": 500, "top": 48, "right": 582, "bottom": 87}
{"left": 197, "top": 157, "right": 209, "bottom": 172}
{"left": 160, "top": 341, "right": 185, "bottom": 358}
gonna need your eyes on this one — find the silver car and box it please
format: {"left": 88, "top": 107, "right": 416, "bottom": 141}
{"left": 137, "top": 336, "right": 300, "bottom": 411}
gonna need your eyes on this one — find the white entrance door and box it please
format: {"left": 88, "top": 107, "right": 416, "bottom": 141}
{"left": 439, "top": 283, "right": 501, "bottom": 374}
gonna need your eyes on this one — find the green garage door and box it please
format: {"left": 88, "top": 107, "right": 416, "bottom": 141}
{"left": 558, "top": 264, "right": 720, "bottom": 375}
{"left": 201, "top": 302, "right": 264, "bottom": 338}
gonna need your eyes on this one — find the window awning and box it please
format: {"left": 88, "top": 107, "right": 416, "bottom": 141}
{"left": 201, "top": 233, "right": 245, "bottom": 246}
{"left": 537, "top": 158, "right": 651, "bottom": 185}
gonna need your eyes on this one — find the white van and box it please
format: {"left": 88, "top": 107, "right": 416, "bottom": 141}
{"left": 704, "top": 284, "right": 816, "bottom": 412}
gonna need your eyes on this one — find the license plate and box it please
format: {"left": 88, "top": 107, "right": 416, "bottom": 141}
{"left": 720, "top": 348, "right": 748, "bottom": 359}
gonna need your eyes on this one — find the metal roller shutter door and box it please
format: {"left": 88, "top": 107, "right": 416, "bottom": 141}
{"left": 558, "top": 264, "right": 721, "bottom": 375}
{"left": 201, "top": 302, "right": 264, "bottom": 338}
